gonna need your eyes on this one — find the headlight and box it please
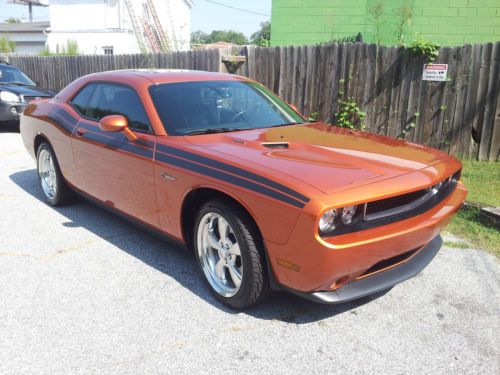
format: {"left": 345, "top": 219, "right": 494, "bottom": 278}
{"left": 341, "top": 205, "right": 357, "bottom": 224}
{"left": 0, "top": 91, "right": 20, "bottom": 103}
{"left": 319, "top": 209, "right": 337, "bottom": 233}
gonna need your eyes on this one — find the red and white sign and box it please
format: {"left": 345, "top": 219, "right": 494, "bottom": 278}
{"left": 422, "top": 64, "right": 448, "bottom": 82}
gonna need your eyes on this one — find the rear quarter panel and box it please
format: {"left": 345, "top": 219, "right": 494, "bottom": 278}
{"left": 21, "top": 101, "right": 80, "bottom": 187}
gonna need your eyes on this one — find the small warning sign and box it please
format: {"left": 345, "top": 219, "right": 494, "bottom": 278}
{"left": 422, "top": 64, "right": 448, "bottom": 81}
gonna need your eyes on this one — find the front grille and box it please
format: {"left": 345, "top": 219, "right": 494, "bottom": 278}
{"left": 23, "top": 95, "right": 47, "bottom": 102}
{"left": 363, "top": 170, "right": 461, "bottom": 222}
{"left": 366, "top": 189, "right": 429, "bottom": 216}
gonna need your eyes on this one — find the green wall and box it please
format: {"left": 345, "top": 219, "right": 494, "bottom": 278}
{"left": 271, "top": 0, "right": 500, "bottom": 46}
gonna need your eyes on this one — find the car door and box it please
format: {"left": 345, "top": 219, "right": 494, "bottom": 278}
{"left": 70, "top": 82, "right": 159, "bottom": 228}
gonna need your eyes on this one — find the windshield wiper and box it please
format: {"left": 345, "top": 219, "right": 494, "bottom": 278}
{"left": 185, "top": 127, "right": 251, "bottom": 136}
{"left": 270, "top": 121, "right": 305, "bottom": 128}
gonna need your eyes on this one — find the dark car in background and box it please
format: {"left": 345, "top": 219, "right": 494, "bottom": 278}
{"left": 0, "top": 63, "right": 55, "bottom": 127}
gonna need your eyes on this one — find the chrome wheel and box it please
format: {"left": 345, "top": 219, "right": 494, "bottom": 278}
{"left": 38, "top": 148, "right": 57, "bottom": 200}
{"left": 196, "top": 213, "right": 243, "bottom": 297}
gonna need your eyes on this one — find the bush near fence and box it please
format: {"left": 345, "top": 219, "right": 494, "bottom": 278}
{"left": 2, "top": 42, "right": 499, "bottom": 161}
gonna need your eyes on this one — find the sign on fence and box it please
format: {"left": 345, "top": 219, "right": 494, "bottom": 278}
{"left": 422, "top": 63, "right": 448, "bottom": 81}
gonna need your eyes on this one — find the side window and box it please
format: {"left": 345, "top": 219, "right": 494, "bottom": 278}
{"left": 85, "top": 83, "right": 151, "bottom": 132}
{"left": 70, "top": 84, "right": 96, "bottom": 117}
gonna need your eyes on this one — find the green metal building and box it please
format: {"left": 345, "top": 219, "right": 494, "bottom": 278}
{"left": 271, "top": 0, "right": 500, "bottom": 46}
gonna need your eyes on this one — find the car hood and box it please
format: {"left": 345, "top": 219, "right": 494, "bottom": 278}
{"left": 0, "top": 84, "right": 55, "bottom": 98}
{"left": 185, "top": 123, "right": 456, "bottom": 195}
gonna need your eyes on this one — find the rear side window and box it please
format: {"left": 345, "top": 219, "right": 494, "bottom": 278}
{"left": 71, "top": 84, "right": 96, "bottom": 116}
{"left": 72, "top": 83, "right": 151, "bottom": 133}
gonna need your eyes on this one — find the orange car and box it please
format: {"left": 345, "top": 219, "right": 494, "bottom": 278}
{"left": 20, "top": 70, "right": 467, "bottom": 309}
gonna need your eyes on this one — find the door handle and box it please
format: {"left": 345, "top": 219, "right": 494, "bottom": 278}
{"left": 75, "top": 128, "right": 86, "bottom": 137}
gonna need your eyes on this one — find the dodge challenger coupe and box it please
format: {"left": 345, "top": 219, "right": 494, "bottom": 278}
{"left": 20, "top": 70, "right": 467, "bottom": 309}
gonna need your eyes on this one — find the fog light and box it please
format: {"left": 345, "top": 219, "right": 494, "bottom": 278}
{"left": 10, "top": 107, "right": 18, "bottom": 115}
{"left": 342, "top": 205, "right": 357, "bottom": 224}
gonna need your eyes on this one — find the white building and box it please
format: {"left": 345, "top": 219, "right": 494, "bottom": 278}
{"left": 0, "top": 21, "right": 49, "bottom": 54}
{"left": 46, "top": 0, "right": 193, "bottom": 55}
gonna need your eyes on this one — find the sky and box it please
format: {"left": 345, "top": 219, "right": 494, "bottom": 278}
{"left": 0, "top": 0, "right": 272, "bottom": 37}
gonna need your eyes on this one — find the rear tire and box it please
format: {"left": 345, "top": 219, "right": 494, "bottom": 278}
{"left": 36, "top": 142, "right": 75, "bottom": 206}
{"left": 194, "top": 199, "right": 270, "bottom": 309}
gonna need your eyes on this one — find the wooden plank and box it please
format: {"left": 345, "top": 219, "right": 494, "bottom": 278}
{"left": 429, "top": 47, "right": 451, "bottom": 149}
{"left": 303, "top": 45, "right": 315, "bottom": 117}
{"left": 458, "top": 44, "right": 482, "bottom": 158}
{"left": 449, "top": 44, "right": 473, "bottom": 156}
{"left": 489, "top": 92, "right": 500, "bottom": 161}
{"left": 278, "top": 46, "right": 286, "bottom": 98}
{"left": 470, "top": 43, "right": 493, "bottom": 160}
{"left": 296, "top": 46, "right": 307, "bottom": 113}
{"left": 479, "top": 41, "right": 500, "bottom": 161}
{"left": 322, "top": 43, "right": 338, "bottom": 123}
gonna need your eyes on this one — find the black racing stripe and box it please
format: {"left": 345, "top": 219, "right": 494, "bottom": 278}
{"left": 48, "top": 110, "right": 75, "bottom": 134}
{"left": 155, "top": 143, "right": 310, "bottom": 203}
{"left": 55, "top": 107, "right": 306, "bottom": 207}
{"left": 83, "top": 130, "right": 154, "bottom": 159}
{"left": 155, "top": 152, "right": 305, "bottom": 208}
{"left": 54, "top": 107, "right": 79, "bottom": 127}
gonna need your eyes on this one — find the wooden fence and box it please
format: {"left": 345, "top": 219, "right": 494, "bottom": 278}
{"left": 2, "top": 42, "right": 499, "bottom": 161}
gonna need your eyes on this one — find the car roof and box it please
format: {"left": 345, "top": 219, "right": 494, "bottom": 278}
{"left": 85, "top": 69, "right": 249, "bottom": 85}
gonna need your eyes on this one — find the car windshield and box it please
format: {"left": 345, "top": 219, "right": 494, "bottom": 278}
{"left": 0, "top": 65, "right": 36, "bottom": 86}
{"left": 149, "top": 80, "right": 305, "bottom": 135}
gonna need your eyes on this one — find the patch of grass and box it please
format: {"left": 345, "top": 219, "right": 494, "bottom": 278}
{"left": 443, "top": 240, "right": 470, "bottom": 249}
{"left": 459, "top": 160, "right": 499, "bottom": 207}
{"left": 443, "top": 160, "right": 499, "bottom": 257}
{"left": 444, "top": 206, "right": 499, "bottom": 257}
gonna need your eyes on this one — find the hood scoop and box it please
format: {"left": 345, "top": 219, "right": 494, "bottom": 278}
{"left": 261, "top": 142, "right": 289, "bottom": 149}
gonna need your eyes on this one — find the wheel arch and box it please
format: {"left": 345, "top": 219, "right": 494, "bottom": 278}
{"left": 180, "top": 187, "right": 260, "bottom": 250}
{"left": 180, "top": 186, "right": 281, "bottom": 291}
{"left": 33, "top": 133, "right": 52, "bottom": 155}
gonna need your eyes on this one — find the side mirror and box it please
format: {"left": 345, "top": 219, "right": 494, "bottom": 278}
{"left": 99, "top": 115, "right": 137, "bottom": 141}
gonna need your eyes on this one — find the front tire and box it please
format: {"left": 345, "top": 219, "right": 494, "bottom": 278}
{"left": 36, "top": 142, "right": 75, "bottom": 206}
{"left": 194, "top": 200, "right": 270, "bottom": 309}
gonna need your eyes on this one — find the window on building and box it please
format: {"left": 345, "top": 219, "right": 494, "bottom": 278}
{"left": 103, "top": 46, "right": 114, "bottom": 55}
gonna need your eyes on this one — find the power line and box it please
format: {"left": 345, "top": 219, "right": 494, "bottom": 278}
{"left": 203, "top": 0, "right": 270, "bottom": 17}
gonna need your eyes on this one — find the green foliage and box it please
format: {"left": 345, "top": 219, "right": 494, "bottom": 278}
{"left": 335, "top": 97, "right": 366, "bottom": 129}
{"left": 39, "top": 40, "right": 80, "bottom": 56}
{"left": 368, "top": 2, "right": 384, "bottom": 45}
{"left": 250, "top": 21, "right": 271, "bottom": 47}
{"left": 190, "top": 30, "right": 248, "bottom": 45}
{"left": 395, "top": 2, "right": 413, "bottom": 44}
{"left": 407, "top": 34, "right": 440, "bottom": 62}
{"left": 5, "top": 17, "right": 21, "bottom": 23}
{"left": 398, "top": 122, "right": 416, "bottom": 139}
{"left": 0, "top": 36, "right": 15, "bottom": 53}
{"left": 444, "top": 160, "right": 500, "bottom": 257}
{"left": 308, "top": 111, "right": 320, "bottom": 122}
{"left": 326, "top": 33, "right": 362, "bottom": 45}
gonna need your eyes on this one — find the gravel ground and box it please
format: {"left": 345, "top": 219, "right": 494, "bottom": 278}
{"left": 1, "top": 131, "right": 499, "bottom": 374}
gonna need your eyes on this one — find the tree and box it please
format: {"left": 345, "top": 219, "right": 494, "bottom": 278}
{"left": 190, "top": 30, "right": 248, "bottom": 45}
{"left": 191, "top": 30, "right": 209, "bottom": 44}
{"left": 0, "top": 36, "right": 15, "bottom": 53}
{"left": 250, "top": 21, "right": 271, "bottom": 46}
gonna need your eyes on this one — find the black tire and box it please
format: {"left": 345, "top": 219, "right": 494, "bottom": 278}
{"left": 36, "top": 142, "right": 75, "bottom": 206}
{"left": 194, "top": 199, "right": 270, "bottom": 309}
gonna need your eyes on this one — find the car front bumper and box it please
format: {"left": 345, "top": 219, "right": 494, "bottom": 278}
{"left": 266, "top": 181, "right": 467, "bottom": 295}
{"left": 283, "top": 235, "right": 442, "bottom": 304}
{"left": 0, "top": 101, "right": 27, "bottom": 123}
